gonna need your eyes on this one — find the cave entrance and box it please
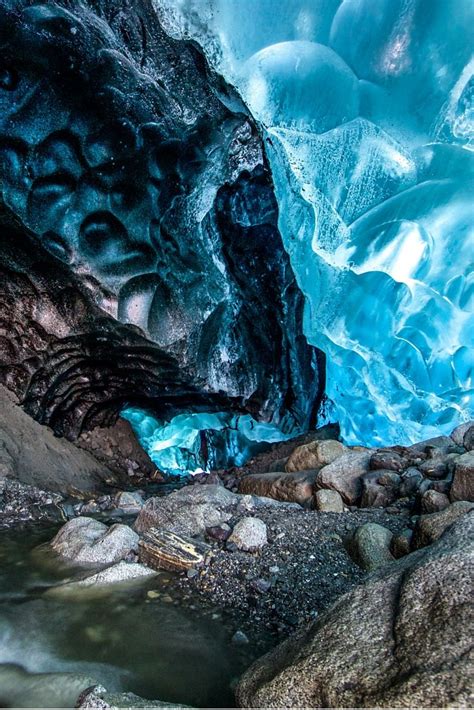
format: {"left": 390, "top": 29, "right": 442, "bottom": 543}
{"left": 121, "top": 407, "right": 293, "bottom": 477}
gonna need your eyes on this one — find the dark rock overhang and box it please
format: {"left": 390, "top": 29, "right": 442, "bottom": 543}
{"left": 0, "top": 0, "right": 324, "bottom": 442}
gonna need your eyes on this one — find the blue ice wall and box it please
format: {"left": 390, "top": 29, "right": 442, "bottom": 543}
{"left": 157, "top": 0, "right": 474, "bottom": 446}
{"left": 122, "top": 408, "right": 292, "bottom": 475}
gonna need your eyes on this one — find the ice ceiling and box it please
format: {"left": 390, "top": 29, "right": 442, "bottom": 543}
{"left": 153, "top": 0, "right": 473, "bottom": 455}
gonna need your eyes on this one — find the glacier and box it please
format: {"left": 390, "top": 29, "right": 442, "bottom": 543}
{"left": 156, "top": 0, "right": 474, "bottom": 448}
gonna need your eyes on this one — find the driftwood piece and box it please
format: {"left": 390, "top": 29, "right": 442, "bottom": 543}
{"left": 138, "top": 528, "right": 211, "bottom": 572}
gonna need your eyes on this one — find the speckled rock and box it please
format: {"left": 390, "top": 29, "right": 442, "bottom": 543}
{"left": 314, "top": 489, "right": 344, "bottom": 513}
{"left": 450, "top": 452, "right": 474, "bottom": 502}
{"left": 413, "top": 502, "right": 474, "bottom": 549}
{"left": 316, "top": 452, "right": 371, "bottom": 504}
{"left": 227, "top": 517, "right": 267, "bottom": 552}
{"left": 286, "top": 440, "right": 345, "bottom": 473}
{"left": 51, "top": 517, "right": 139, "bottom": 564}
{"left": 134, "top": 484, "right": 238, "bottom": 537}
{"left": 451, "top": 420, "right": 474, "bottom": 447}
{"left": 237, "top": 514, "right": 474, "bottom": 708}
{"left": 421, "top": 489, "right": 450, "bottom": 514}
{"left": 239, "top": 470, "right": 317, "bottom": 506}
{"left": 352, "top": 522, "right": 394, "bottom": 571}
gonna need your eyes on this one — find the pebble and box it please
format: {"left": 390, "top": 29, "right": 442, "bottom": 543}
{"left": 231, "top": 630, "right": 250, "bottom": 645}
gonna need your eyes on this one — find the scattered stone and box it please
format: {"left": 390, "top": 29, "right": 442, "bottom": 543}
{"left": 360, "top": 470, "right": 399, "bottom": 508}
{"left": 450, "top": 420, "right": 473, "bottom": 447}
{"left": 50, "top": 517, "right": 139, "bottom": 565}
{"left": 114, "top": 490, "right": 145, "bottom": 513}
{"left": 314, "top": 489, "right": 344, "bottom": 513}
{"left": 413, "top": 501, "right": 474, "bottom": 549}
{"left": 352, "top": 522, "right": 394, "bottom": 571}
{"left": 237, "top": 515, "right": 474, "bottom": 709}
{"left": 463, "top": 425, "right": 474, "bottom": 451}
{"left": 139, "top": 528, "right": 211, "bottom": 572}
{"left": 421, "top": 489, "right": 450, "bottom": 514}
{"left": 391, "top": 528, "right": 413, "bottom": 558}
{"left": 450, "top": 451, "right": 474, "bottom": 502}
{"left": 316, "top": 451, "right": 371, "bottom": 504}
{"left": 205, "top": 523, "right": 231, "bottom": 542}
{"left": 286, "top": 439, "right": 345, "bottom": 473}
{"left": 134, "top": 484, "right": 238, "bottom": 537}
{"left": 227, "top": 517, "right": 267, "bottom": 552}
{"left": 239, "top": 470, "right": 316, "bottom": 506}
{"left": 231, "top": 630, "right": 250, "bottom": 645}
{"left": 419, "top": 459, "right": 450, "bottom": 479}
{"left": 251, "top": 577, "right": 271, "bottom": 593}
{"left": 399, "top": 468, "right": 423, "bottom": 497}
{"left": 369, "top": 449, "right": 407, "bottom": 472}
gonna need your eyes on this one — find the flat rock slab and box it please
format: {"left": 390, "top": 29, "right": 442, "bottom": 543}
{"left": 139, "top": 528, "right": 211, "bottom": 572}
{"left": 47, "top": 562, "right": 156, "bottom": 597}
{"left": 238, "top": 470, "right": 317, "bottom": 506}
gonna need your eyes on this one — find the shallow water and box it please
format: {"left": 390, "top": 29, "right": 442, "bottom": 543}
{"left": 0, "top": 523, "right": 267, "bottom": 708}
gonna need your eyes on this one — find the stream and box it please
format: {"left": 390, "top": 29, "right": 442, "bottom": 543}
{"left": 0, "top": 522, "right": 270, "bottom": 708}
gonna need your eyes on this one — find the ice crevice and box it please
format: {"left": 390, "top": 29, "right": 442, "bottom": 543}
{"left": 154, "top": 0, "right": 473, "bottom": 450}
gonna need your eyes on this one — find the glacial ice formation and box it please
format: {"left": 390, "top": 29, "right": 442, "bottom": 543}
{"left": 0, "top": 1, "right": 322, "bottom": 463}
{"left": 157, "top": 0, "right": 474, "bottom": 446}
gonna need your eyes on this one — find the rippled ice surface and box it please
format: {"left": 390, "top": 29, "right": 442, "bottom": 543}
{"left": 157, "top": 0, "right": 474, "bottom": 447}
{"left": 0, "top": 524, "right": 262, "bottom": 708}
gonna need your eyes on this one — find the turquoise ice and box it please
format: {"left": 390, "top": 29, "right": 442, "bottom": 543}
{"left": 156, "top": 0, "right": 473, "bottom": 447}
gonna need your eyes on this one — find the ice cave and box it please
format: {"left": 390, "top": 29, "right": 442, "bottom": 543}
{"left": 147, "top": 0, "right": 473, "bottom": 469}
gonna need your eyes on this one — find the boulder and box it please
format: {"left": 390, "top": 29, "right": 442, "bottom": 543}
{"left": 413, "top": 501, "right": 474, "bottom": 549}
{"left": 316, "top": 452, "right": 370, "bottom": 504}
{"left": 464, "top": 425, "right": 474, "bottom": 451}
{"left": 352, "top": 523, "right": 394, "bottom": 571}
{"left": 450, "top": 452, "right": 474, "bottom": 502}
{"left": 134, "top": 484, "right": 238, "bottom": 537}
{"left": 391, "top": 528, "right": 413, "bottom": 558}
{"left": 138, "top": 528, "right": 210, "bottom": 572}
{"left": 399, "top": 467, "right": 423, "bottom": 496}
{"left": 77, "top": 686, "right": 193, "bottom": 708}
{"left": 314, "top": 489, "right": 344, "bottom": 513}
{"left": 50, "top": 517, "right": 139, "bottom": 564}
{"left": 420, "top": 489, "right": 450, "bottom": 514}
{"left": 227, "top": 517, "right": 267, "bottom": 552}
{"left": 419, "top": 459, "right": 450, "bottom": 480}
{"left": 360, "top": 470, "right": 399, "bottom": 508}
{"left": 237, "top": 514, "right": 474, "bottom": 709}
{"left": 268, "top": 457, "right": 289, "bottom": 473}
{"left": 450, "top": 420, "right": 473, "bottom": 447}
{"left": 239, "top": 470, "right": 317, "bottom": 506}
{"left": 286, "top": 440, "right": 345, "bottom": 473}
{"left": 114, "top": 490, "right": 145, "bottom": 513}
{"left": 369, "top": 449, "right": 407, "bottom": 472}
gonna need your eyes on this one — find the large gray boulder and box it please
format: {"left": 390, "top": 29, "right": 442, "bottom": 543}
{"left": 51, "top": 517, "right": 139, "bottom": 564}
{"left": 237, "top": 513, "right": 474, "bottom": 708}
{"left": 134, "top": 484, "right": 239, "bottom": 537}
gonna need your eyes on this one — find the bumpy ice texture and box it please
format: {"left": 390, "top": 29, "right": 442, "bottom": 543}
{"left": 0, "top": 1, "right": 322, "bottom": 466}
{"left": 157, "top": 0, "right": 474, "bottom": 446}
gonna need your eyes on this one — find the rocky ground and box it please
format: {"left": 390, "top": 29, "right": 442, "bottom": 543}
{"left": 1, "top": 416, "right": 473, "bottom": 707}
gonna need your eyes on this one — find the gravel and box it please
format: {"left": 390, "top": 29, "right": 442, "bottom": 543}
{"left": 178, "top": 504, "right": 411, "bottom": 636}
